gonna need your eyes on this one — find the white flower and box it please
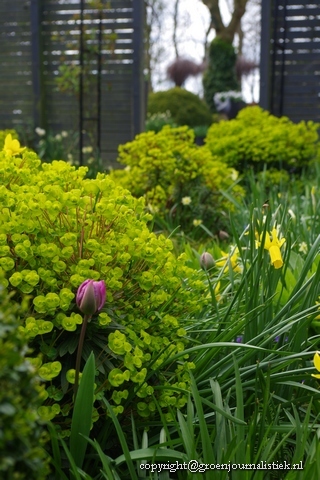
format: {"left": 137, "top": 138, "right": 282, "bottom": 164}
{"left": 230, "top": 169, "right": 238, "bottom": 181}
{"left": 298, "top": 242, "right": 308, "bottom": 254}
{"left": 288, "top": 209, "right": 296, "bottom": 221}
{"left": 61, "top": 131, "right": 68, "bottom": 138}
{"left": 82, "top": 146, "right": 93, "bottom": 154}
{"left": 35, "top": 127, "right": 46, "bottom": 136}
{"left": 214, "top": 91, "right": 243, "bottom": 103}
{"left": 193, "top": 219, "right": 202, "bottom": 227}
{"left": 181, "top": 196, "right": 192, "bottom": 206}
{"left": 55, "top": 134, "right": 62, "bottom": 141}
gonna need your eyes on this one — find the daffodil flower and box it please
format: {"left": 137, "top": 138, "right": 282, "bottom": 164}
{"left": 311, "top": 352, "right": 320, "bottom": 379}
{"left": 257, "top": 227, "right": 286, "bottom": 269}
{"left": 2, "top": 134, "right": 26, "bottom": 156}
{"left": 216, "top": 247, "right": 242, "bottom": 273}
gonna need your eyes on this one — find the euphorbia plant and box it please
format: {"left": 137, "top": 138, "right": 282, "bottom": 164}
{"left": 0, "top": 141, "right": 209, "bottom": 434}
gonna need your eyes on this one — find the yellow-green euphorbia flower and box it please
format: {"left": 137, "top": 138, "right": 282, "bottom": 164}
{"left": 2, "top": 133, "right": 26, "bottom": 156}
{"left": 257, "top": 227, "right": 286, "bottom": 269}
{"left": 312, "top": 352, "right": 320, "bottom": 379}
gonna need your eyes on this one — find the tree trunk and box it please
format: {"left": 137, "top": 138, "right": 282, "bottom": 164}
{"left": 201, "top": 0, "right": 249, "bottom": 44}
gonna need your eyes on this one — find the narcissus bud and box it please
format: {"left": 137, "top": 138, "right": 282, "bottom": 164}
{"left": 76, "top": 279, "right": 106, "bottom": 315}
{"left": 200, "top": 252, "right": 215, "bottom": 270}
{"left": 218, "top": 230, "right": 229, "bottom": 241}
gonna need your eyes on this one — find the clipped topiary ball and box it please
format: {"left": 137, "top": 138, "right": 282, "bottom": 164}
{"left": 147, "top": 87, "right": 213, "bottom": 128}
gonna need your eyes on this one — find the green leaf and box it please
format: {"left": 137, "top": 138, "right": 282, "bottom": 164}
{"left": 70, "top": 351, "right": 95, "bottom": 470}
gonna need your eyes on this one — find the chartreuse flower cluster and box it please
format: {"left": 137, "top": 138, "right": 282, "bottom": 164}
{"left": 110, "top": 126, "right": 244, "bottom": 234}
{"left": 0, "top": 146, "right": 209, "bottom": 432}
{"left": 205, "top": 106, "right": 320, "bottom": 172}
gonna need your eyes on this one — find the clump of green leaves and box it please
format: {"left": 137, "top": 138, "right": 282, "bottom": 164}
{"left": 205, "top": 106, "right": 320, "bottom": 172}
{"left": 110, "top": 126, "right": 244, "bottom": 236}
{"left": 0, "top": 282, "right": 49, "bottom": 479}
{"left": 0, "top": 146, "right": 210, "bottom": 434}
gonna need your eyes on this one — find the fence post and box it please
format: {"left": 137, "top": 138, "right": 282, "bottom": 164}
{"left": 30, "top": 0, "right": 44, "bottom": 128}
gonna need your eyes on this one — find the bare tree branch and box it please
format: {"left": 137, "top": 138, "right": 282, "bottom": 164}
{"left": 201, "top": 0, "right": 249, "bottom": 43}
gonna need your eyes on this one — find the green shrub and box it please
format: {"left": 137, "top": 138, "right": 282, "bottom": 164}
{"left": 110, "top": 126, "right": 244, "bottom": 235}
{"left": 205, "top": 106, "right": 320, "bottom": 171}
{"left": 0, "top": 283, "right": 49, "bottom": 479}
{"left": 0, "top": 146, "right": 209, "bottom": 434}
{"left": 203, "top": 38, "right": 239, "bottom": 112}
{"left": 147, "top": 87, "right": 213, "bottom": 128}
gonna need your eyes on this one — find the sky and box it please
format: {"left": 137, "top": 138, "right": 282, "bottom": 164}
{"left": 151, "top": 0, "right": 260, "bottom": 104}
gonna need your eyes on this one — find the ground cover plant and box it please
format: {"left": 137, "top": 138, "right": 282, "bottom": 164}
{"left": 1, "top": 125, "right": 320, "bottom": 479}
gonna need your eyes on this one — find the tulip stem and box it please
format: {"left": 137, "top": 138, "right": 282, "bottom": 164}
{"left": 74, "top": 314, "right": 91, "bottom": 399}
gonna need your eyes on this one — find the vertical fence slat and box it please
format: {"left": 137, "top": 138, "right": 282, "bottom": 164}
{"left": 132, "top": 0, "right": 145, "bottom": 137}
{"left": 30, "top": 0, "right": 43, "bottom": 129}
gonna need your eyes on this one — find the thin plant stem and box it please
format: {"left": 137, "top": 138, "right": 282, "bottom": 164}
{"left": 74, "top": 314, "right": 91, "bottom": 399}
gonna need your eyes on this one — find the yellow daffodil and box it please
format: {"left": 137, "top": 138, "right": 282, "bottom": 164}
{"left": 216, "top": 247, "right": 242, "bottom": 273}
{"left": 2, "top": 134, "right": 26, "bottom": 156}
{"left": 257, "top": 227, "right": 286, "bottom": 269}
{"left": 311, "top": 352, "right": 320, "bottom": 379}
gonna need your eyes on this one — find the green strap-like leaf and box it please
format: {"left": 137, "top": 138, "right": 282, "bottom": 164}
{"left": 70, "top": 351, "right": 95, "bottom": 470}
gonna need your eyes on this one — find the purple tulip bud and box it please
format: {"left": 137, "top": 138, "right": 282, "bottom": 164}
{"left": 200, "top": 252, "right": 215, "bottom": 270}
{"left": 76, "top": 279, "right": 106, "bottom": 315}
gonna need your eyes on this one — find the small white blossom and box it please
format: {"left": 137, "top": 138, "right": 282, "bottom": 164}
{"left": 82, "top": 146, "right": 93, "bottom": 154}
{"left": 288, "top": 209, "right": 296, "bottom": 221}
{"left": 193, "top": 219, "right": 202, "bottom": 227}
{"left": 181, "top": 196, "right": 192, "bottom": 206}
{"left": 35, "top": 127, "right": 46, "bottom": 136}
{"left": 298, "top": 242, "right": 308, "bottom": 254}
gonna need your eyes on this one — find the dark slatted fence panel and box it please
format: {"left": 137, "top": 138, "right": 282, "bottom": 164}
{"left": 0, "top": 0, "right": 34, "bottom": 127}
{"left": 261, "top": 1, "right": 320, "bottom": 123}
{"left": 0, "top": 0, "right": 144, "bottom": 166}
